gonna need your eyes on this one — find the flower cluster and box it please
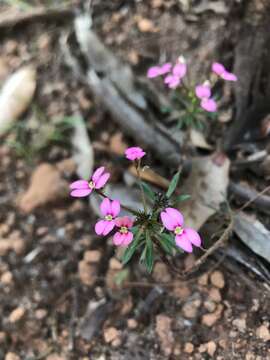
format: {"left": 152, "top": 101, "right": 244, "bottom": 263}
{"left": 70, "top": 147, "right": 202, "bottom": 272}
{"left": 147, "top": 56, "right": 237, "bottom": 115}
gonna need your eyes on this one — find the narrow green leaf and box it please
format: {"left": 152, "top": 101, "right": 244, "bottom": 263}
{"left": 141, "top": 182, "right": 156, "bottom": 201}
{"left": 166, "top": 171, "right": 181, "bottom": 198}
{"left": 173, "top": 194, "right": 191, "bottom": 204}
{"left": 144, "top": 231, "right": 154, "bottom": 273}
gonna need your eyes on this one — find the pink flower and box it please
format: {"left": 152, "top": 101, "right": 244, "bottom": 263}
{"left": 172, "top": 56, "right": 187, "bottom": 79}
{"left": 212, "top": 62, "right": 237, "bottom": 82}
{"left": 201, "top": 98, "right": 217, "bottom": 112}
{"left": 160, "top": 208, "right": 201, "bottom": 253}
{"left": 164, "top": 74, "right": 181, "bottom": 89}
{"left": 95, "top": 198, "right": 121, "bottom": 236}
{"left": 147, "top": 63, "right": 172, "bottom": 78}
{"left": 113, "top": 216, "right": 134, "bottom": 246}
{"left": 195, "top": 82, "right": 217, "bottom": 112}
{"left": 125, "top": 146, "right": 146, "bottom": 161}
{"left": 70, "top": 166, "right": 110, "bottom": 197}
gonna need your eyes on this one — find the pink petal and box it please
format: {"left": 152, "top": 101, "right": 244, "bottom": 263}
{"left": 113, "top": 232, "right": 124, "bottom": 246}
{"left": 173, "top": 63, "right": 187, "bottom": 78}
{"left": 159, "top": 62, "right": 172, "bottom": 75}
{"left": 125, "top": 147, "right": 145, "bottom": 161}
{"left": 102, "top": 220, "right": 115, "bottom": 236}
{"left": 221, "top": 71, "right": 237, "bottom": 82}
{"left": 70, "top": 180, "right": 89, "bottom": 190}
{"left": 122, "top": 232, "right": 133, "bottom": 246}
{"left": 184, "top": 228, "right": 201, "bottom": 247}
{"left": 160, "top": 211, "right": 176, "bottom": 231}
{"left": 95, "top": 173, "right": 110, "bottom": 189}
{"left": 111, "top": 200, "right": 121, "bottom": 217}
{"left": 92, "top": 167, "right": 105, "bottom": 182}
{"left": 147, "top": 66, "right": 161, "bottom": 78}
{"left": 100, "top": 198, "right": 111, "bottom": 216}
{"left": 168, "top": 77, "right": 181, "bottom": 89}
{"left": 195, "top": 84, "right": 211, "bottom": 99}
{"left": 201, "top": 98, "right": 217, "bottom": 112}
{"left": 95, "top": 220, "right": 107, "bottom": 235}
{"left": 120, "top": 216, "right": 133, "bottom": 228}
{"left": 165, "top": 208, "right": 184, "bottom": 227}
{"left": 175, "top": 234, "right": 193, "bottom": 253}
{"left": 70, "top": 188, "right": 92, "bottom": 197}
{"left": 212, "top": 62, "right": 225, "bottom": 75}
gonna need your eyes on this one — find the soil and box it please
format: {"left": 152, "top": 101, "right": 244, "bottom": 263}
{"left": 0, "top": 1, "right": 270, "bottom": 359}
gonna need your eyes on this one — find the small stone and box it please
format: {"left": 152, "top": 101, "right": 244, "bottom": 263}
{"left": 137, "top": 18, "right": 156, "bottom": 32}
{"left": 155, "top": 314, "right": 174, "bottom": 356}
{"left": 202, "top": 305, "right": 223, "bottom": 327}
{"left": 207, "top": 341, "right": 217, "bottom": 357}
{"left": 83, "top": 250, "right": 102, "bottom": 263}
{"left": 184, "top": 342, "right": 194, "bottom": 354}
{"left": 204, "top": 300, "right": 216, "bottom": 312}
{"left": 256, "top": 325, "right": 270, "bottom": 341}
{"left": 46, "top": 355, "right": 65, "bottom": 360}
{"left": 182, "top": 299, "right": 201, "bottom": 319}
{"left": 109, "top": 258, "right": 123, "bottom": 270}
{"left": 153, "top": 262, "right": 172, "bottom": 283}
{"left": 0, "top": 241, "right": 10, "bottom": 256}
{"left": 36, "top": 227, "right": 48, "bottom": 236}
{"left": 111, "top": 337, "right": 122, "bottom": 347}
{"left": 198, "top": 273, "right": 208, "bottom": 286}
{"left": 210, "top": 271, "right": 225, "bottom": 289}
{"left": 104, "top": 327, "right": 121, "bottom": 344}
{"left": 172, "top": 281, "right": 191, "bottom": 300}
{"left": 9, "top": 307, "right": 25, "bottom": 323}
{"left": 219, "top": 339, "right": 227, "bottom": 349}
{"left": 232, "top": 318, "right": 246, "bottom": 333}
{"left": 209, "top": 288, "right": 222, "bottom": 302}
{"left": 199, "top": 344, "right": 207, "bottom": 353}
{"left": 78, "top": 260, "right": 97, "bottom": 287}
{"left": 245, "top": 352, "right": 255, "bottom": 360}
{"left": 1, "top": 271, "right": 13, "bottom": 285}
{"left": 35, "top": 309, "right": 48, "bottom": 320}
{"left": 5, "top": 353, "right": 20, "bottom": 360}
{"left": 127, "top": 318, "right": 138, "bottom": 329}
{"left": 0, "top": 331, "right": 7, "bottom": 344}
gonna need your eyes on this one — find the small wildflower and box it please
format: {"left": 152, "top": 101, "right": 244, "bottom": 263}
{"left": 172, "top": 55, "right": 187, "bottom": 78}
{"left": 160, "top": 207, "right": 201, "bottom": 253}
{"left": 212, "top": 62, "right": 237, "bottom": 82}
{"left": 164, "top": 74, "right": 181, "bottom": 89}
{"left": 113, "top": 216, "right": 134, "bottom": 246}
{"left": 195, "top": 82, "right": 217, "bottom": 113}
{"left": 95, "top": 198, "right": 121, "bottom": 236}
{"left": 125, "top": 146, "right": 146, "bottom": 161}
{"left": 70, "top": 166, "right": 110, "bottom": 197}
{"left": 147, "top": 63, "right": 172, "bottom": 78}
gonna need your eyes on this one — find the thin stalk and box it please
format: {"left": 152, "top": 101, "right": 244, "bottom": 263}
{"left": 97, "top": 190, "right": 139, "bottom": 216}
{"left": 136, "top": 159, "right": 147, "bottom": 214}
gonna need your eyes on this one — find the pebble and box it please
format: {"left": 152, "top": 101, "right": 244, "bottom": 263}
{"left": 207, "top": 341, "right": 217, "bottom": 357}
{"left": 103, "top": 327, "right": 121, "bottom": 344}
{"left": 127, "top": 318, "right": 138, "bottom": 329}
{"left": 182, "top": 299, "right": 201, "bottom": 318}
{"left": 173, "top": 281, "right": 191, "bottom": 300}
{"left": 184, "top": 342, "right": 194, "bottom": 354}
{"left": 155, "top": 314, "right": 174, "bottom": 356}
{"left": 83, "top": 250, "right": 102, "bottom": 263}
{"left": 35, "top": 309, "right": 48, "bottom": 320}
{"left": 0, "top": 331, "right": 7, "bottom": 344}
{"left": 198, "top": 273, "right": 208, "bottom": 286}
{"left": 78, "top": 260, "right": 97, "bottom": 287}
{"left": 9, "top": 307, "right": 25, "bottom": 323}
{"left": 210, "top": 271, "right": 225, "bottom": 289}
{"left": 153, "top": 262, "right": 172, "bottom": 283}
{"left": 204, "top": 300, "right": 216, "bottom": 312}
{"left": 256, "top": 325, "right": 270, "bottom": 341}
{"left": 232, "top": 318, "right": 246, "bottom": 333}
{"left": 5, "top": 353, "right": 20, "bottom": 360}
{"left": 209, "top": 288, "right": 222, "bottom": 302}
{"left": 201, "top": 304, "right": 223, "bottom": 327}
{"left": 0, "top": 271, "right": 13, "bottom": 285}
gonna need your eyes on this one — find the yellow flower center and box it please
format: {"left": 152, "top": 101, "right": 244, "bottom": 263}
{"left": 105, "top": 215, "right": 113, "bottom": 221}
{"left": 120, "top": 226, "right": 128, "bottom": 234}
{"left": 88, "top": 181, "right": 95, "bottom": 189}
{"left": 174, "top": 226, "right": 183, "bottom": 235}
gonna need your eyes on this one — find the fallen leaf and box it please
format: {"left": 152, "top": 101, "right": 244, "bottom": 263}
{"left": 0, "top": 66, "right": 36, "bottom": 136}
{"left": 180, "top": 154, "right": 230, "bottom": 230}
{"left": 234, "top": 213, "right": 270, "bottom": 263}
{"left": 128, "top": 165, "right": 170, "bottom": 189}
{"left": 190, "top": 129, "right": 213, "bottom": 150}
{"left": 18, "top": 163, "right": 69, "bottom": 213}
{"left": 71, "top": 115, "right": 94, "bottom": 179}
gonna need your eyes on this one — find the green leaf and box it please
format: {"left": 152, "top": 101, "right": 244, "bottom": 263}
{"left": 121, "top": 227, "right": 144, "bottom": 265}
{"left": 166, "top": 171, "right": 181, "bottom": 198}
{"left": 158, "top": 233, "right": 175, "bottom": 255}
{"left": 141, "top": 182, "right": 156, "bottom": 201}
{"left": 114, "top": 269, "right": 130, "bottom": 286}
{"left": 173, "top": 194, "right": 191, "bottom": 204}
{"left": 144, "top": 231, "right": 154, "bottom": 273}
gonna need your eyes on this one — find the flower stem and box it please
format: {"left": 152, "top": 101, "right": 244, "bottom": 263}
{"left": 136, "top": 159, "right": 147, "bottom": 214}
